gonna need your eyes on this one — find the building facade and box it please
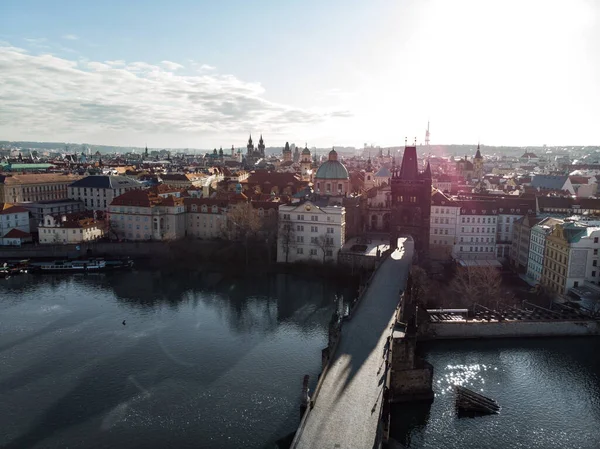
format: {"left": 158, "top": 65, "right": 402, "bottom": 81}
{"left": 0, "top": 173, "right": 82, "bottom": 203}
{"left": 277, "top": 200, "right": 345, "bottom": 264}
{"left": 429, "top": 190, "right": 460, "bottom": 260}
{"left": 540, "top": 222, "right": 600, "bottom": 295}
{"left": 454, "top": 200, "right": 497, "bottom": 260}
{"left": 0, "top": 203, "right": 31, "bottom": 246}
{"left": 510, "top": 214, "right": 542, "bottom": 272}
{"left": 526, "top": 217, "right": 562, "bottom": 284}
{"left": 108, "top": 189, "right": 186, "bottom": 241}
{"left": 68, "top": 175, "right": 141, "bottom": 211}
{"left": 38, "top": 212, "right": 105, "bottom": 244}
{"left": 16, "top": 199, "right": 84, "bottom": 231}
{"left": 184, "top": 198, "right": 228, "bottom": 239}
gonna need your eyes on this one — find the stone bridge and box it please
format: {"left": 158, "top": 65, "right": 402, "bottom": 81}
{"left": 291, "top": 237, "right": 415, "bottom": 449}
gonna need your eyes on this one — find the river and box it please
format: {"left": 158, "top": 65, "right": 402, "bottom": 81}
{"left": 391, "top": 338, "right": 600, "bottom": 449}
{"left": 0, "top": 270, "right": 353, "bottom": 449}
{"left": 3, "top": 272, "right": 600, "bottom": 449}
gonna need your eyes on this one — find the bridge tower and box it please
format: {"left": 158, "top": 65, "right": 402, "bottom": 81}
{"left": 390, "top": 141, "right": 432, "bottom": 256}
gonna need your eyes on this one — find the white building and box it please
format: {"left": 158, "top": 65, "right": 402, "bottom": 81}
{"left": 185, "top": 198, "right": 227, "bottom": 239}
{"left": 0, "top": 203, "right": 31, "bottom": 246}
{"left": 277, "top": 200, "right": 345, "bottom": 264}
{"left": 454, "top": 200, "right": 497, "bottom": 260}
{"left": 495, "top": 198, "right": 536, "bottom": 259}
{"left": 38, "top": 212, "right": 105, "bottom": 244}
{"left": 68, "top": 175, "right": 141, "bottom": 211}
{"left": 527, "top": 217, "right": 563, "bottom": 283}
{"left": 108, "top": 189, "right": 186, "bottom": 241}
{"left": 429, "top": 190, "right": 460, "bottom": 260}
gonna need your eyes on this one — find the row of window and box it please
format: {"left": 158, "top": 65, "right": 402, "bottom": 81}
{"left": 288, "top": 214, "right": 333, "bottom": 222}
{"left": 459, "top": 237, "right": 494, "bottom": 243}
{"left": 461, "top": 217, "right": 496, "bottom": 224}
{"left": 433, "top": 208, "right": 454, "bottom": 214}
{"left": 295, "top": 225, "right": 335, "bottom": 233}
{"left": 459, "top": 246, "right": 495, "bottom": 253}
{"left": 460, "top": 227, "right": 495, "bottom": 234}
{"left": 295, "top": 247, "right": 333, "bottom": 256}
{"left": 433, "top": 218, "right": 450, "bottom": 224}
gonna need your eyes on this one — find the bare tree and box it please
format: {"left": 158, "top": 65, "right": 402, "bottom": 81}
{"left": 409, "top": 266, "right": 430, "bottom": 304}
{"left": 223, "top": 202, "right": 261, "bottom": 266}
{"left": 315, "top": 234, "right": 334, "bottom": 264}
{"left": 449, "top": 266, "right": 510, "bottom": 309}
{"left": 279, "top": 219, "right": 296, "bottom": 263}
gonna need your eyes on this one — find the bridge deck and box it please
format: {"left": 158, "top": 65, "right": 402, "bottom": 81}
{"left": 293, "top": 239, "right": 413, "bottom": 449}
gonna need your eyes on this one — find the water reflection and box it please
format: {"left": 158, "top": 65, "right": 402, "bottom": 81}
{"left": 391, "top": 339, "right": 600, "bottom": 449}
{"left": 0, "top": 271, "right": 356, "bottom": 449}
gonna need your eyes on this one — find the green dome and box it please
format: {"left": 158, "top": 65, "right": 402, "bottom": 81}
{"left": 315, "top": 160, "right": 349, "bottom": 180}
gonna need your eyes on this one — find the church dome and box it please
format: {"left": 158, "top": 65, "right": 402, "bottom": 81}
{"left": 315, "top": 149, "right": 349, "bottom": 180}
{"left": 302, "top": 147, "right": 311, "bottom": 155}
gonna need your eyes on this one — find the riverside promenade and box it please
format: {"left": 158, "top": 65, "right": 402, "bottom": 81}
{"left": 292, "top": 238, "right": 414, "bottom": 449}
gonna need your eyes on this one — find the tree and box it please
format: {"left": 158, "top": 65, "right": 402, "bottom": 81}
{"left": 449, "top": 266, "right": 512, "bottom": 310}
{"left": 279, "top": 219, "right": 296, "bottom": 263}
{"left": 315, "top": 233, "right": 334, "bottom": 264}
{"left": 223, "top": 202, "right": 261, "bottom": 266}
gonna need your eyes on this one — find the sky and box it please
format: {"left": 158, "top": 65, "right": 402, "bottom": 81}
{"left": 1, "top": 0, "right": 599, "bottom": 149}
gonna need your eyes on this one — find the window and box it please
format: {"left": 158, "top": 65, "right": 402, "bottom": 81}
{"left": 311, "top": 226, "right": 318, "bottom": 232}
{"left": 594, "top": 249, "right": 598, "bottom": 256}
{"left": 460, "top": 246, "right": 464, "bottom": 251}
{"left": 296, "top": 225, "right": 304, "bottom": 231}
{"left": 461, "top": 227, "right": 464, "bottom": 232}
{"left": 593, "top": 271, "right": 597, "bottom": 277}
{"left": 297, "top": 214, "right": 304, "bottom": 220}
{"left": 594, "top": 260, "right": 597, "bottom": 267}
{"left": 595, "top": 238, "right": 599, "bottom": 244}
{"left": 434, "top": 218, "right": 439, "bottom": 224}
{"left": 327, "top": 227, "right": 334, "bottom": 234}
{"left": 296, "top": 236, "right": 304, "bottom": 243}
{"left": 311, "top": 237, "right": 318, "bottom": 244}
{"left": 309, "top": 249, "right": 317, "bottom": 256}
{"left": 574, "top": 281, "right": 579, "bottom": 287}
{"left": 296, "top": 248, "right": 304, "bottom": 254}
{"left": 326, "top": 250, "right": 333, "bottom": 257}
{"left": 434, "top": 228, "right": 438, "bottom": 234}
{"left": 311, "top": 215, "right": 318, "bottom": 221}
{"left": 444, "top": 229, "right": 448, "bottom": 235}
{"left": 283, "top": 213, "right": 290, "bottom": 220}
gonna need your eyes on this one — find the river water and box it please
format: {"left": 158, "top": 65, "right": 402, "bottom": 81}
{"left": 0, "top": 271, "right": 352, "bottom": 449}
{"left": 391, "top": 339, "right": 600, "bottom": 449}
{"left": 2, "top": 273, "right": 600, "bottom": 449}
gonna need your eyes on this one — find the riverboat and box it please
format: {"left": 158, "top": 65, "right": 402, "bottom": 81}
{"left": 30, "top": 258, "right": 134, "bottom": 273}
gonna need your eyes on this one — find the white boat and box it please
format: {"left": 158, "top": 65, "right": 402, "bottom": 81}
{"left": 33, "top": 260, "right": 107, "bottom": 272}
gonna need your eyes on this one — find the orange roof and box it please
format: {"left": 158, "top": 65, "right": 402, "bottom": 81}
{"left": 0, "top": 173, "right": 82, "bottom": 185}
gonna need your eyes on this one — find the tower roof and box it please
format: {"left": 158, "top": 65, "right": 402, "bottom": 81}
{"left": 399, "top": 146, "right": 419, "bottom": 180}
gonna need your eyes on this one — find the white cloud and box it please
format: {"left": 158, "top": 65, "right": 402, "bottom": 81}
{"left": 161, "top": 60, "right": 184, "bottom": 71}
{"left": 199, "top": 64, "right": 216, "bottom": 71}
{"left": 0, "top": 44, "right": 350, "bottom": 147}
{"left": 62, "top": 34, "right": 79, "bottom": 40}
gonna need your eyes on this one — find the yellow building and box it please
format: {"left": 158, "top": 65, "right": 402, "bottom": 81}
{"left": 0, "top": 173, "right": 82, "bottom": 203}
{"left": 541, "top": 221, "right": 600, "bottom": 295}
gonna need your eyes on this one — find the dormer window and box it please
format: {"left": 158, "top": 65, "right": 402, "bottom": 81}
{"left": 212, "top": 206, "right": 218, "bottom": 213}
{"left": 201, "top": 205, "right": 207, "bottom": 213}
{"left": 191, "top": 205, "right": 198, "bottom": 212}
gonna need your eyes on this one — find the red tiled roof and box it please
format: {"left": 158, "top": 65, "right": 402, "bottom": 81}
{"left": 0, "top": 203, "right": 29, "bottom": 215}
{"left": 3, "top": 228, "right": 31, "bottom": 238}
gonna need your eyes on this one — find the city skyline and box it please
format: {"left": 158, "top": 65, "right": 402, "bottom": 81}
{"left": 1, "top": 0, "right": 599, "bottom": 148}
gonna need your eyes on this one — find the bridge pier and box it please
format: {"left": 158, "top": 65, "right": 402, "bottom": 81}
{"left": 389, "top": 280, "right": 434, "bottom": 403}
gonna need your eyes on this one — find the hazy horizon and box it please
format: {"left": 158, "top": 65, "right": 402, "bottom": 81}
{"left": 1, "top": 0, "right": 599, "bottom": 148}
